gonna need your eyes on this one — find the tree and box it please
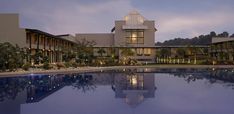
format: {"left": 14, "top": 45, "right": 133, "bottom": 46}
{"left": 210, "top": 31, "right": 217, "bottom": 37}
{"left": 0, "top": 42, "right": 24, "bottom": 71}
{"left": 33, "top": 50, "right": 43, "bottom": 64}
{"left": 62, "top": 46, "right": 76, "bottom": 62}
{"left": 120, "top": 48, "right": 135, "bottom": 65}
{"left": 176, "top": 48, "right": 187, "bottom": 58}
{"left": 74, "top": 38, "right": 96, "bottom": 65}
{"left": 217, "top": 31, "right": 229, "bottom": 37}
{"left": 97, "top": 48, "right": 106, "bottom": 57}
{"left": 159, "top": 48, "right": 171, "bottom": 58}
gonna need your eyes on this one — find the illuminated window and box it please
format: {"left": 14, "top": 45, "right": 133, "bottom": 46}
{"left": 144, "top": 48, "right": 151, "bottom": 56}
{"left": 126, "top": 30, "right": 144, "bottom": 44}
{"left": 137, "top": 48, "right": 143, "bottom": 56}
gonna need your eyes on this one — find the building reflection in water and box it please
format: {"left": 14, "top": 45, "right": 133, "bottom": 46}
{"left": 1, "top": 68, "right": 234, "bottom": 114}
{"left": 111, "top": 70, "right": 156, "bottom": 107}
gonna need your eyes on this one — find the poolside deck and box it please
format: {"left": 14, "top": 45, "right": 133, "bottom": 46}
{"left": 0, "top": 65, "right": 234, "bottom": 77}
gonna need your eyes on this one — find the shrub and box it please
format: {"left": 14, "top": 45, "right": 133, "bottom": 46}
{"left": 71, "top": 61, "right": 78, "bottom": 68}
{"left": 56, "top": 63, "right": 65, "bottom": 69}
{"left": 22, "top": 63, "right": 31, "bottom": 71}
{"left": 43, "top": 62, "right": 51, "bottom": 70}
{"left": 64, "top": 62, "right": 71, "bottom": 68}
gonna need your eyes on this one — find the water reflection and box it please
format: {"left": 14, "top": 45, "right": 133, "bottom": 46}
{"left": 0, "top": 68, "right": 234, "bottom": 114}
{"left": 112, "top": 71, "right": 156, "bottom": 107}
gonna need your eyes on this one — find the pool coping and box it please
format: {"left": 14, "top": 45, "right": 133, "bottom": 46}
{"left": 0, "top": 65, "right": 234, "bottom": 77}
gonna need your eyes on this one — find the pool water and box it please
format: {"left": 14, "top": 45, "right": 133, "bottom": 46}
{"left": 0, "top": 68, "right": 234, "bottom": 114}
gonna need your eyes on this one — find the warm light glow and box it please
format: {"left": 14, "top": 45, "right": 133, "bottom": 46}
{"left": 132, "top": 33, "right": 137, "bottom": 38}
{"left": 131, "top": 77, "right": 137, "bottom": 86}
{"left": 212, "top": 68, "right": 215, "bottom": 71}
{"left": 212, "top": 61, "right": 216, "bottom": 65}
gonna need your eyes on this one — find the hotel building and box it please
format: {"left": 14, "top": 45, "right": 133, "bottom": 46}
{"left": 0, "top": 11, "right": 157, "bottom": 64}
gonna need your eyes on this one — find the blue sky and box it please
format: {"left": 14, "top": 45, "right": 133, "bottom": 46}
{"left": 0, "top": 0, "right": 234, "bottom": 42}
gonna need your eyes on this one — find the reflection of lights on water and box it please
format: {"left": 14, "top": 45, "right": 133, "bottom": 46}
{"left": 132, "top": 77, "right": 137, "bottom": 86}
{"left": 145, "top": 68, "right": 148, "bottom": 72}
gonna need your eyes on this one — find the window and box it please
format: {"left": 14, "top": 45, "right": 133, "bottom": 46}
{"left": 144, "top": 48, "right": 151, "bottom": 56}
{"left": 126, "top": 30, "right": 144, "bottom": 44}
{"left": 137, "top": 48, "right": 143, "bottom": 56}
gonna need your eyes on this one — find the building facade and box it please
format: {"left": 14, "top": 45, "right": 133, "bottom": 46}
{"left": 0, "top": 14, "right": 76, "bottom": 64}
{"left": 210, "top": 37, "right": 234, "bottom": 64}
{"left": 76, "top": 11, "right": 157, "bottom": 63}
{"left": 155, "top": 45, "right": 209, "bottom": 64}
{"left": 0, "top": 11, "right": 157, "bottom": 64}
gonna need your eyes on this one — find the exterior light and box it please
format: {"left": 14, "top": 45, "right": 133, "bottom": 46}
{"left": 132, "top": 37, "right": 137, "bottom": 41}
{"left": 212, "top": 61, "right": 216, "bottom": 65}
{"left": 212, "top": 68, "right": 215, "bottom": 71}
{"left": 131, "top": 77, "right": 137, "bottom": 86}
{"left": 132, "top": 33, "right": 137, "bottom": 38}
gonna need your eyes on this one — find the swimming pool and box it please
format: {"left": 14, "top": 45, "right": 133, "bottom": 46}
{"left": 0, "top": 68, "right": 234, "bottom": 114}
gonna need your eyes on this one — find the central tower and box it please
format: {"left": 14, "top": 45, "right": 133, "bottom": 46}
{"left": 113, "top": 11, "right": 156, "bottom": 47}
{"left": 113, "top": 11, "right": 157, "bottom": 63}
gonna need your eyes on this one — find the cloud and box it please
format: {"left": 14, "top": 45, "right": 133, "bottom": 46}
{"left": 144, "top": 8, "right": 234, "bottom": 42}
{"left": 1, "top": 0, "right": 234, "bottom": 42}
{"left": 19, "top": 0, "right": 133, "bottom": 35}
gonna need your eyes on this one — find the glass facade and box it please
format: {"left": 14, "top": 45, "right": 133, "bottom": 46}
{"left": 126, "top": 30, "right": 144, "bottom": 44}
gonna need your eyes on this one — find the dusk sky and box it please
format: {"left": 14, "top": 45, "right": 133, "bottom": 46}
{"left": 0, "top": 0, "right": 234, "bottom": 42}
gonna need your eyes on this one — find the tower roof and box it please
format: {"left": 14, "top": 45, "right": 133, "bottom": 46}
{"left": 122, "top": 10, "right": 148, "bottom": 29}
{"left": 124, "top": 10, "right": 146, "bottom": 26}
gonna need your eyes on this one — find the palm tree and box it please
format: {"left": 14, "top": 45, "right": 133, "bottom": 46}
{"left": 189, "top": 47, "right": 199, "bottom": 64}
{"left": 74, "top": 38, "right": 96, "bottom": 65}
{"left": 157, "top": 48, "right": 171, "bottom": 63}
{"left": 120, "top": 48, "right": 135, "bottom": 65}
{"left": 176, "top": 48, "right": 187, "bottom": 64}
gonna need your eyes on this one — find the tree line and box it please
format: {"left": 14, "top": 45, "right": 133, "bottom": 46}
{"left": 156, "top": 31, "right": 234, "bottom": 46}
